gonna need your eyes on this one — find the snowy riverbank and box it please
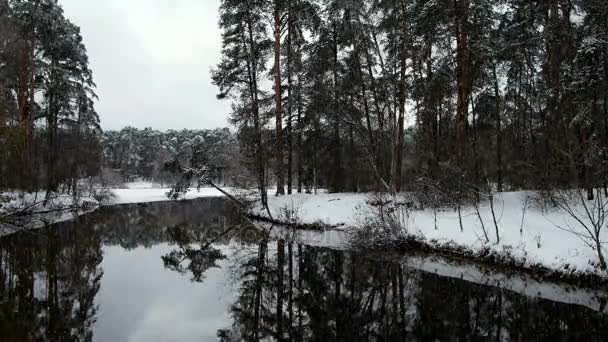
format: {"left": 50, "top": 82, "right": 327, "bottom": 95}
{"left": 106, "top": 184, "right": 608, "bottom": 281}
{"left": 1, "top": 182, "right": 233, "bottom": 236}
{"left": 109, "top": 181, "right": 233, "bottom": 205}
{"left": 4, "top": 183, "right": 607, "bottom": 282}
{"left": 0, "top": 192, "right": 100, "bottom": 236}
{"left": 253, "top": 191, "right": 608, "bottom": 281}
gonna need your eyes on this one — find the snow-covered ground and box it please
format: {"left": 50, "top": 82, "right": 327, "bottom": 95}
{"left": 109, "top": 182, "right": 232, "bottom": 205}
{"left": 0, "top": 182, "right": 233, "bottom": 235}
{"left": 266, "top": 224, "right": 608, "bottom": 313}
{"left": 5, "top": 183, "right": 606, "bottom": 280}
{"left": 0, "top": 192, "right": 99, "bottom": 236}
{"left": 255, "top": 191, "right": 608, "bottom": 279}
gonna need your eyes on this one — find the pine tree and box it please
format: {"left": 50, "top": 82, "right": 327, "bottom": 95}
{"left": 213, "top": 0, "right": 272, "bottom": 209}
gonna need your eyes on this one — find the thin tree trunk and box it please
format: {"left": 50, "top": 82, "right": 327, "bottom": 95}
{"left": 490, "top": 193, "right": 500, "bottom": 244}
{"left": 492, "top": 63, "right": 503, "bottom": 192}
{"left": 394, "top": 30, "right": 406, "bottom": 193}
{"left": 455, "top": 0, "right": 469, "bottom": 164}
{"left": 243, "top": 1, "right": 269, "bottom": 212}
{"left": 286, "top": 4, "right": 294, "bottom": 195}
{"left": 331, "top": 21, "right": 343, "bottom": 193}
{"left": 297, "top": 75, "right": 303, "bottom": 194}
{"left": 274, "top": 3, "right": 285, "bottom": 196}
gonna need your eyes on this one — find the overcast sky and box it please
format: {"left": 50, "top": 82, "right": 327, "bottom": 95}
{"left": 60, "top": 0, "right": 231, "bottom": 131}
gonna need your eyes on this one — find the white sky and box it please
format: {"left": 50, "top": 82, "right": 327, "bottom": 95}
{"left": 61, "top": 0, "right": 231, "bottom": 131}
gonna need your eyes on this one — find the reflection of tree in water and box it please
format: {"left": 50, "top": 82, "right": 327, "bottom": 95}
{"left": 0, "top": 221, "right": 103, "bottom": 342}
{"left": 93, "top": 197, "right": 236, "bottom": 249}
{"left": 162, "top": 224, "right": 226, "bottom": 282}
{"left": 0, "top": 197, "right": 235, "bottom": 341}
{"left": 220, "top": 240, "right": 608, "bottom": 341}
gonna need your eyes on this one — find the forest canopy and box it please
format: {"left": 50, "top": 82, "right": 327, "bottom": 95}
{"left": 211, "top": 0, "right": 608, "bottom": 204}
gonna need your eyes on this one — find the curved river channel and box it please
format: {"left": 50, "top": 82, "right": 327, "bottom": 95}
{"left": 0, "top": 198, "right": 607, "bottom": 341}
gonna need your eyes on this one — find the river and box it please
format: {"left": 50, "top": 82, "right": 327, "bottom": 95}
{"left": 0, "top": 198, "right": 606, "bottom": 341}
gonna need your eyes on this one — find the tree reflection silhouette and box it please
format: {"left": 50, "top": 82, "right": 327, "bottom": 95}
{"left": 162, "top": 224, "right": 226, "bottom": 282}
{"left": 219, "top": 240, "right": 608, "bottom": 341}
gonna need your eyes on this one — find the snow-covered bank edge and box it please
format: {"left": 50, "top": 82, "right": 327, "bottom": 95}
{"left": 107, "top": 184, "right": 232, "bottom": 205}
{"left": 0, "top": 192, "right": 102, "bottom": 237}
{"left": 265, "top": 225, "right": 608, "bottom": 313}
{"left": 400, "top": 252, "right": 608, "bottom": 313}
{"left": 250, "top": 191, "right": 608, "bottom": 286}
{"left": 0, "top": 183, "right": 233, "bottom": 238}
{"left": 389, "top": 232, "right": 608, "bottom": 287}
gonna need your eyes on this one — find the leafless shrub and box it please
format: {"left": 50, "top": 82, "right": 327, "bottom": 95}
{"left": 547, "top": 188, "right": 607, "bottom": 270}
{"left": 349, "top": 192, "right": 413, "bottom": 248}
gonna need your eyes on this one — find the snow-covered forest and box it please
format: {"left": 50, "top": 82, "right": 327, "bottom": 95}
{"left": 99, "top": 127, "right": 240, "bottom": 186}
{"left": 2, "top": 1, "right": 608, "bottom": 339}
{"left": 213, "top": 0, "right": 608, "bottom": 202}
{"left": 2, "top": 0, "right": 608, "bottom": 279}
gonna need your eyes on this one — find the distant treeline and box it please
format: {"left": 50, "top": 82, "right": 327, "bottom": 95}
{"left": 212, "top": 0, "right": 608, "bottom": 204}
{"left": 99, "top": 127, "right": 242, "bottom": 186}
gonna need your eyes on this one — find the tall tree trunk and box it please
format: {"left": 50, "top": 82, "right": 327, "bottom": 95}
{"left": 17, "top": 41, "right": 33, "bottom": 191}
{"left": 331, "top": 21, "right": 343, "bottom": 193}
{"left": 394, "top": 15, "right": 407, "bottom": 193}
{"left": 363, "top": 39, "right": 388, "bottom": 181}
{"left": 455, "top": 0, "right": 469, "bottom": 165}
{"left": 603, "top": 19, "right": 608, "bottom": 196}
{"left": 274, "top": 3, "right": 285, "bottom": 196}
{"left": 243, "top": 1, "right": 268, "bottom": 211}
{"left": 297, "top": 76, "right": 303, "bottom": 194}
{"left": 286, "top": 4, "right": 294, "bottom": 195}
{"left": 493, "top": 63, "right": 503, "bottom": 192}
{"left": 544, "top": 0, "right": 561, "bottom": 187}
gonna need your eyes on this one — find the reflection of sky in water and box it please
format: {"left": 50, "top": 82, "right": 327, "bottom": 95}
{"left": 95, "top": 244, "right": 236, "bottom": 342}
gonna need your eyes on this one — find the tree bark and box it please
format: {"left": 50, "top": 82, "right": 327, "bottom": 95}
{"left": 394, "top": 23, "right": 406, "bottom": 193}
{"left": 455, "top": 0, "right": 469, "bottom": 165}
{"left": 286, "top": 4, "right": 294, "bottom": 195}
{"left": 274, "top": 2, "right": 285, "bottom": 196}
{"left": 492, "top": 63, "right": 503, "bottom": 192}
{"left": 331, "top": 21, "right": 343, "bottom": 193}
{"left": 243, "top": 1, "right": 268, "bottom": 212}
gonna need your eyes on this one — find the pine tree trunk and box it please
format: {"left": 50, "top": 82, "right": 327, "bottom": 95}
{"left": 331, "top": 22, "right": 343, "bottom": 193}
{"left": 604, "top": 23, "right": 608, "bottom": 196}
{"left": 274, "top": 4, "right": 285, "bottom": 196}
{"left": 455, "top": 0, "right": 469, "bottom": 165}
{"left": 243, "top": 1, "right": 268, "bottom": 210}
{"left": 493, "top": 63, "right": 503, "bottom": 192}
{"left": 394, "top": 9, "right": 407, "bottom": 193}
{"left": 286, "top": 4, "right": 294, "bottom": 195}
{"left": 297, "top": 76, "right": 303, "bottom": 194}
{"left": 18, "top": 41, "right": 33, "bottom": 191}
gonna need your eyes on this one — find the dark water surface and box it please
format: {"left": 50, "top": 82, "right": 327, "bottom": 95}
{"left": 0, "top": 198, "right": 607, "bottom": 341}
